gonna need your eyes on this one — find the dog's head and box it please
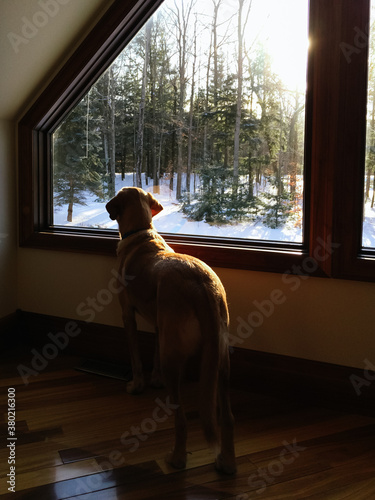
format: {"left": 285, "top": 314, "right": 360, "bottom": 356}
{"left": 106, "top": 187, "right": 163, "bottom": 235}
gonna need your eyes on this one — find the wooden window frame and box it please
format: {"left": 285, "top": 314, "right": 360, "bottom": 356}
{"left": 309, "top": 0, "right": 375, "bottom": 281}
{"left": 18, "top": 0, "right": 375, "bottom": 280}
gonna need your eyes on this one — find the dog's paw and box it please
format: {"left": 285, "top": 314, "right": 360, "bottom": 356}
{"left": 126, "top": 379, "right": 145, "bottom": 395}
{"left": 215, "top": 453, "right": 237, "bottom": 475}
{"left": 165, "top": 450, "right": 187, "bottom": 470}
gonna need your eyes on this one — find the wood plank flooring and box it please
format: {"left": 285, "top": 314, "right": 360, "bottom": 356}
{"left": 1, "top": 350, "right": 375, "bottom": 499}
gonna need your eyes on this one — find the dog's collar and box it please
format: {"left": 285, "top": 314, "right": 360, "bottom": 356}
{"left": 121, "top": 228, "right": 147, "bottom": 240}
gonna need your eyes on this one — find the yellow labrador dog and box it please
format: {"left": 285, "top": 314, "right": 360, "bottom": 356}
{"left": 106, "top": 187, "right": 236, "bottom": 474}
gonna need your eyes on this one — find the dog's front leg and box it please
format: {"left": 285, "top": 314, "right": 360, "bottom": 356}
{"left": 123, "top": 311, "right": 145, "bottom": 394}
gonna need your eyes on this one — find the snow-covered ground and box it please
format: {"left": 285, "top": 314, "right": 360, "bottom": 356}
{"left": 53, "top": 173, "right": 375, "bottom": 247}
{"left": 362, "top": 196, "right": 375, "bottom": 248}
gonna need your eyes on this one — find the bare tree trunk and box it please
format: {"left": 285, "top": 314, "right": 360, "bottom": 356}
{"left": 212, "top": 0, "right": 221, "bottom": 109}
{"left": 67, "top": 178, "right": 74, "bottom": 222}
{"left": 233, "top": 0, "right": 244, "bottom": 184}
{"left": 288, "top": 92, "right": 304, "bottom": 196}
{"left": 170, "top": 80, "right": 178, "bottom": 192}
{"left": 203, "top": 33, "right": 212, "bottom": 163}
{"left": 109, "top": 67, "right": 116, "bottom": 197}
{"left": 212, "top": 0, "right": 222, "bottom": 164}
{"left": 67, "top": 203, "right": 73, "bottom": 222}
{"left": 155, "top": 134, "right": 163, "bottom": 194}
{"left": 149, "top": 19, "right": 157, "bottom": 188}
{"left": 85, "top": 91, "right": 90, "bottom": 158}
{"left": 234, "top": 0, "right": 252, "bottom": 186}
{"left": 103, "top": 133, "right": 109, "bottom": 172}
{"left": 173, "top": 0, "right": 194, "bottom": 199}
{"left": 135, "top": 20, "right": 152, "bottom": 188}
{"left": 121, "top": 142, "right": 126, "bottom": 181}
{"left": 176, "top": 9, "right": 185, "bottom": 199}
{"left": 176, "top": 120, "right": 184, "bottom": 198}
{"left": 187, "top": 17, "right": 198, "bottom": 196}
{"left": 154, "top": 33, "right": 168, "bottom": 192}
{"left": 102, "top": 74, "right": 111, "bottom": 190}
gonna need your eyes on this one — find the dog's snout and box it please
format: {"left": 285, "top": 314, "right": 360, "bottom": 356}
{"left": 106, "top": 198, "right": 119, "bottom": 220}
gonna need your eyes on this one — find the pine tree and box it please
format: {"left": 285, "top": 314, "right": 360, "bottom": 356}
{"left": 53, "top": 97, "right": 103, "bottom": 222}
{"left": 260, "top": 176, "right": 292, "bottom": 229}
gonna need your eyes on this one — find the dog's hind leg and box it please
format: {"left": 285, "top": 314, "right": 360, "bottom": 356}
{"left": 215, "top": 347, "right": 236, "bottom": 475}
{"left": 150, "top": 330, "right": 164, "bottom": 388}
{"left": 161, "top": 356, "right": 187, "bottom": 469}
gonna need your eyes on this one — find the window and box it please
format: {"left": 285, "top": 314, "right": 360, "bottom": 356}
{"left": 19, "top": 0, "right": 375, "bottom": 280}
{"left": 52, "top": 0, "right": 308, "bottom": 244}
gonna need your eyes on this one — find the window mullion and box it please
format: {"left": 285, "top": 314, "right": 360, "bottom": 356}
{"left": 308, "top": 0, "right": 343, "bottom": 277}
{"left": 335, "top": 0, "right": 373, "bottom": 279}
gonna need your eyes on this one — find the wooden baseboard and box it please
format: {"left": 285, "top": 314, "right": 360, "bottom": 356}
{"left": 15, "top": 310, "right": 153, "bottom": 365}
{"left": 13, "top": 310, "right": 375, "bottom": 413}
{"left": 229, "top": 348, "right": 375, "bottom": 413}
{"left": 0, "top": 311, "right": 20, "bottom": 349}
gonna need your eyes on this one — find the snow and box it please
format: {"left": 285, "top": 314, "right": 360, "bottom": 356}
{"left": 362, "top": 190, "right": 375, "bottom": 248}
{"left": 53, "top": 173, "right": 375, "bottom": 247}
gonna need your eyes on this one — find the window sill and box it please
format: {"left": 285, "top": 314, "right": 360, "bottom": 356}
{"left": 19, "top": 227, "right": 325, "bottom": 275}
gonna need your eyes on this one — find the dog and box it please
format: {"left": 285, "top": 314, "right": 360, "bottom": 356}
{"left": 106, "top": 187, "right": 236, "bottom": 474}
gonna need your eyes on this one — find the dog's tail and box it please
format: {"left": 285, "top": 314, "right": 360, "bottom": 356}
{"left": 199, "top": 288, "right": 229, "bottom": 449}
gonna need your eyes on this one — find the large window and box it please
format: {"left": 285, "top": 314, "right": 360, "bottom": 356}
{"left": 52, "top": 0, "right": 308, "bottom": 244}
{"left": 19, "top": 0, "right": 375, "bottom": 280}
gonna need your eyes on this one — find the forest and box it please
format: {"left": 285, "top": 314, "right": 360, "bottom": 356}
{"left": 52, "top": 0, "right": 308, "bottom": 233}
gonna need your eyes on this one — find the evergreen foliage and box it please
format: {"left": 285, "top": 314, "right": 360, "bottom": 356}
{"left": 259, "top": 176, "right": 293, "bottom": 229}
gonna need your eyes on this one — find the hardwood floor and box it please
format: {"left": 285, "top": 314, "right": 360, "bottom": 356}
{"left": 1, "top": 350, "right": 375, "bottom": 499}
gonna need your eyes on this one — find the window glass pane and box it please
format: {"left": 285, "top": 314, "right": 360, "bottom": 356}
{"left": 52, "top": 0, "right": 309, "bottom": 243}
{"left": 364, "top": 3, "right": 375, "bottom": 249}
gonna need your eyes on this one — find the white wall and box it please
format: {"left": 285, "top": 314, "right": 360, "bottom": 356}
{"left": 0, "top": 0, "right": 115, "bottom": 317}
{"left": 16, "top": 248, "right": 375, "bottom": 369}
{"left": 0, "top": 120, "right": 17, "bottom": 319}
{"left": 0, "top": 0, "right": 114, "bottom": 121}
{"left": 1, "top": 0, "right": 375, "bottom": 370}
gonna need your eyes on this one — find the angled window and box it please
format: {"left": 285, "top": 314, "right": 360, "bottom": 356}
{"left": 52, "top": 0, "right": 309, "bottom": 244}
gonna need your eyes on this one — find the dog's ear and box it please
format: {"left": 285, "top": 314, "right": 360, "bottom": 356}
{"left": 106, "top": 197, "right": 120, "bottom": 220}
{"left": 147, "top": 192, "right": 163, "bottom": 217}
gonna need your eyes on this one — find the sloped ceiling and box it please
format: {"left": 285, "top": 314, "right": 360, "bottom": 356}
{"left": 0, "top": 0, "right": 114, "bottom": 121}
